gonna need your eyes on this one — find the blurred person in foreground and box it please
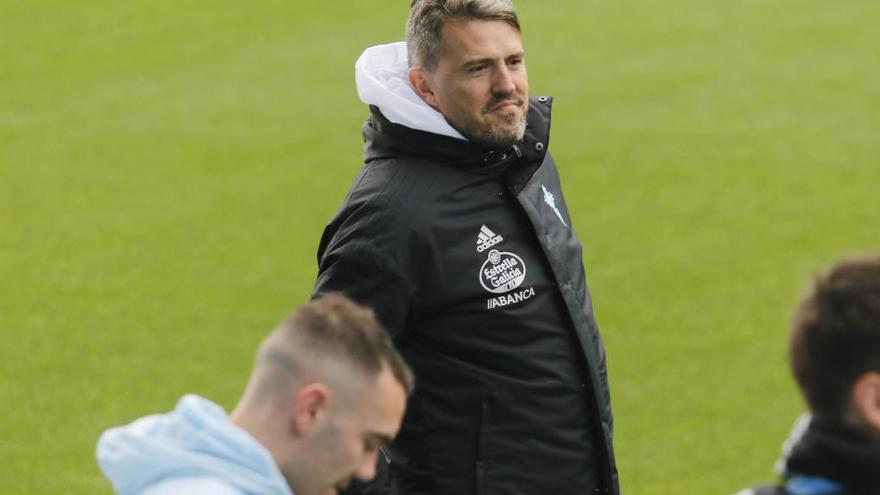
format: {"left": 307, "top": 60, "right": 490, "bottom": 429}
{"left": 314, "top": 1, "right": 618, "bottom": 494}
{"left": 737, "top": 254, "right": 880, "bottom": 495}
{"left": 96, "top": 294, "right": 414, "bottom": 495}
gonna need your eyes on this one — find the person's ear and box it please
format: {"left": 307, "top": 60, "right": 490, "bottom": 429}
{"left": 852, "top": 371, "right": 880, "bottom": 434}
{"left": 291, "top": 383, "right": 332, "bottom": 436}
{"left": 408, "top": 67, "right": 441, "bottom": 110}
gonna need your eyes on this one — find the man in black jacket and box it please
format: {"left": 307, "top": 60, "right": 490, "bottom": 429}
{"left": 314, "top": 1, "right": 619, "bottom": 494}
{"left": 737, "top": 254, "right": 880, "bottom": 495}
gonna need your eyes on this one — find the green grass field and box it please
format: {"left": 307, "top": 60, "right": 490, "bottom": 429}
{"left": 2, "top": 0, "right": 878, "bottom": 493}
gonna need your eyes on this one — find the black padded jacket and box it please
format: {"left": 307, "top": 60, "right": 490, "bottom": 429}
{"left": 315, "top": 97, "right": 619, "bottom": 495}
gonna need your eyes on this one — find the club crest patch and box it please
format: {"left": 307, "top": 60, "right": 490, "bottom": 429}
{"left": 542, "top": 184, "right": 568, "bottom": 227}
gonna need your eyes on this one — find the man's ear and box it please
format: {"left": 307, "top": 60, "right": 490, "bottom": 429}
{"left": 852, "top": 371, "right": 880, "bottom": 435}
{"left": 408, "top": 67, "right": 440, "bottom": 110}
{"left": 291, "top": 383, "right": 332, "bottom": 436}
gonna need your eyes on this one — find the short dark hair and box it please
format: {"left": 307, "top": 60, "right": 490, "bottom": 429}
{"left": 257, "top": 294, "right": 414, "bottom": 398}
{"left": 789, "top": 254, "right": 880, "bottom": 418}
{"left": 406, "top": 0, "right": 520, "bottom": 70}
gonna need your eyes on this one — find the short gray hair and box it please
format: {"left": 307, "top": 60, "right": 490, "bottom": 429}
{"left": 406, "top": 0, "right": 520, "bottom": 70}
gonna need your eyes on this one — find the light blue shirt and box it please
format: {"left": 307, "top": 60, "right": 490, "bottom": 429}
{"left": 96, "top": 395, "right": 292, "bottom": 495}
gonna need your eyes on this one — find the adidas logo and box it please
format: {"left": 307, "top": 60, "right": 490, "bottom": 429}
{"left": 476, "top": 225, "right": 503, "bottom": 253}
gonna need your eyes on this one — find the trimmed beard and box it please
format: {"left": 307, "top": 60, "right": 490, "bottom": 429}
{"left": 468, "top": 108, "right": 527, "bottom": 149}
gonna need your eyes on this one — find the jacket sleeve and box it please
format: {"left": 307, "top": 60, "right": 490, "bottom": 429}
{"left": 313, "top": 196, "right": 419, "bottom": 340}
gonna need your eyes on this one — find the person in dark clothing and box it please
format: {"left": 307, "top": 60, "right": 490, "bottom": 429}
{"left": 313, "top": 1, "right": 619, "bottom": 494}
{"left": 737, "top": 254, "right": 880, "bottom": 495}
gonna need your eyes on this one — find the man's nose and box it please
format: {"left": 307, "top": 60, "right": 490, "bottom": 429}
{"left": 492, "top": 66, "right": 517, "bottom": 95}
{"left": 354, "top": 450, "right": 379, "bottom": 481}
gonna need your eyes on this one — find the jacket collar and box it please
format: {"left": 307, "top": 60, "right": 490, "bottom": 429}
{"left": 782, "top": 415, "right": 880, "bottom": 494}
{"left": 362, "top": 96, "right": 553, "bottom": 175}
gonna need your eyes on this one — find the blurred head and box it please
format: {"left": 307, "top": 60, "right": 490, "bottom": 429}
{"left": 232, "top": 294, "right": 414, "bottom": 495}
{"left": 406, "top": 0, "right": 529, "bottom": 148}
{"left": 789, "top": 254, "right": 880, "bottom": 434}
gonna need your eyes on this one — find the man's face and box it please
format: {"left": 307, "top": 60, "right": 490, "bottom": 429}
{"left": 413, "top": 19, "right": 529, "bottom": 148}
{"left": 284, "top": 367, "right": 407, "bottom": 495}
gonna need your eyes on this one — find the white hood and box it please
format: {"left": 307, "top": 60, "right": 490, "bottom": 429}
{"left": 355, "top": 41, "right": 467, "bottom": 141}
{"left": 96, "top": 395, "right": 291, "bottom": 495}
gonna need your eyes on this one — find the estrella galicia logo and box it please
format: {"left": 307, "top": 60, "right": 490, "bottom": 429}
{"left": 479, "top": 249, "right": 526, "bottom": 294}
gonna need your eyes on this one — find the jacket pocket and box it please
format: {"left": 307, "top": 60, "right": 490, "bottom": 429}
{"left": 474, "top": 401, "right": 490, "bottom": 495}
